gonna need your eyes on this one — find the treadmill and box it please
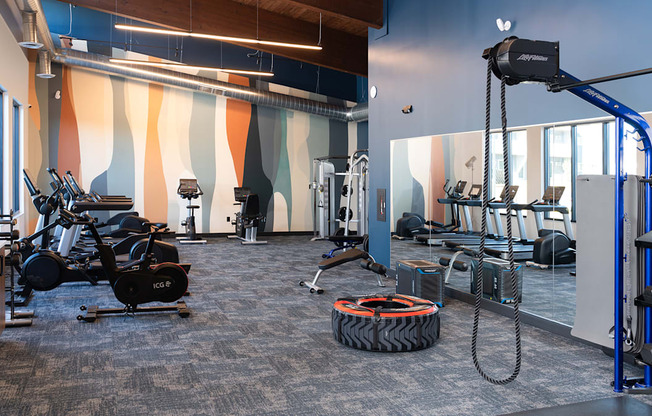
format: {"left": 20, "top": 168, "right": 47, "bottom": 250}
{"left": 482, "top": 186, "right": 572, "bottom": 261}
{"left": 414, "top": 180, "right": 470, "bottom": 245}
{"left": 443, "top": 185, "right": 519, "bottom": 249}
{"left": 421, "top": 184, "right": 485, "bottom": 246}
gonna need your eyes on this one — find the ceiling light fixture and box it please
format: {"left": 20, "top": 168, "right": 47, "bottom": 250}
{"left": 108, "top": 63, "right": 259, "bottom": 96}
{"left": 108, "top": 58, "right": 274, "bottom": 76}
{"left": 115, "top": 24, "right": 322, "bottom": 51}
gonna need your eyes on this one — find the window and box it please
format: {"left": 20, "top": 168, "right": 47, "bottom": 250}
{"left": 606, "top": 122, "right": 638, "bottom": 175}
{"left": 490, "top": 130, "right": 527, "bottom": 204}
{"left": 544, "top": 120, "right": 640, "bottom": 221}
{"left": 12, "top": 99, "right": 21, "bottom": 213}
{"left": 544, "top": 126, "right": 573, "bottom": 219}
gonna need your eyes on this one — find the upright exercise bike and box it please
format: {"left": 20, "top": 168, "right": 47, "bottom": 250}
{"left": 74, "top": 209, "right": 191, "bottom": 322}
{"left": 177, "top": 179, "right": 206, "bottom": 244}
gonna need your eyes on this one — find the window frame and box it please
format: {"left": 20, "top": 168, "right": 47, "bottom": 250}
{"left": 544, "top": 120, "right": 617, "bottom": 221}
{"left": 489, "top": 129, "right": 527, "bottom": 203}
{"left": 12, "top": 98, "right": 22, "bottom": 214}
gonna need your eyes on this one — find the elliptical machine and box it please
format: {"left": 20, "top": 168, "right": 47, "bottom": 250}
{"left": 177, "top": 179, "right": 206, "bottom": 244}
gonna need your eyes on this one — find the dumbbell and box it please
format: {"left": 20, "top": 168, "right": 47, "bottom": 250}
{"left": 0, "top": 229, "right": 20, "bottom": 241}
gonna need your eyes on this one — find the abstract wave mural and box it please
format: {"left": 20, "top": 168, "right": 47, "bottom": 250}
{"left": 28, "top": 65, "right": 359, "bottom": 233}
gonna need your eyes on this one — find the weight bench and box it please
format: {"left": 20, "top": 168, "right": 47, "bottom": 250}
{"left": 299, "top": 247, "right": 386, "bottom": 294}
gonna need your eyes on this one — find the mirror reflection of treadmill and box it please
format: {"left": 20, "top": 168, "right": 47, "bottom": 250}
{"left": 418, "top": 184, "right": 486, "bottom": 246}
{"left": 442, "top": 185, "right": 537, "bottom": 261}
{"left": 479, "top": 186, "right": 572, "bottom": 261}
{"left": 412, "top": 180, "right": 471, "bottom": 245}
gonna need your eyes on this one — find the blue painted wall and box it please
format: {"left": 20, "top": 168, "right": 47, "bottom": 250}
{"left": 41, "top": 0, "right": 358, "bottom": 101}
{"left": 368, "top": 0, "right": 652, "bottom": 265}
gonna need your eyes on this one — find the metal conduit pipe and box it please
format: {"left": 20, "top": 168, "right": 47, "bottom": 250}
{"left": 20, "top": 0, "right": 369, "bottom": 122}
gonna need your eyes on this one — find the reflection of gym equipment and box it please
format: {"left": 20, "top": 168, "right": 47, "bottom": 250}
{"left": 395, "top": 179, "right": 464, "bottom": 238}
{"left": 177, "top": 179, "right": 206, "bottom": 244}
{"left": 1, "top": 211, "right": 33, "bottom": 328}
{"left": 299, "top": 245, "right": 386, "bottom": 294}
{"left": 229, "top": 187, "right": 267, "bottom": 245}
{"left": 310, "top": 150, "right": 369, "bottom": 240}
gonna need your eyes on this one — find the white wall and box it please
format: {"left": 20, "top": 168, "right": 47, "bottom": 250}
{"left": 0, "top": 5, "right": 30, "bottom": 238}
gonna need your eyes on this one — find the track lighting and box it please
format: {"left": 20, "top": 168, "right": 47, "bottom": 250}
{"left": 108, "top": 58, "right": 273, "bottom": 77}
{"left": 115, "top": 24, "right": 322, "bottom": 51}
{"left": 19, "top": 11, "right": 43, "bottom": 49}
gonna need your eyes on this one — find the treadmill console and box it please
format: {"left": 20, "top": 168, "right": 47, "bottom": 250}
{"left": 234, "top": 187, "right": 252, "bottom": 202}
{"left": 499, "top": 185, "right": 519, "bottom": 201}
{"left": 468, "top": 184, "right": 482, "bottom": 199}
{"left": 453, "top": 180, "right": 468, "bottom": 196}
{"left": 541, "top": 186, "right": 564, "bottom": 205}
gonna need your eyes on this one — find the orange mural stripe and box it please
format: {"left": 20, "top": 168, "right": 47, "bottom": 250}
{"left": 225, "top": 74, "right": 251, "bottom": 186}
{"left": 430, "top": 136, "right": 446, "bottom": 221}
{"left": 58, "top": 67, "right": 82, "bottom": 181}
{"left": 28, "top": 57, "right": 40, "bottom": 131}
{"left": 143, "top": 84, "right": 168, "bottom": 221}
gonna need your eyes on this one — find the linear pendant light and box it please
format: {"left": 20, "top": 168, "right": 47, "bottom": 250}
{"left": 115, "top": 24, "right": 322, "bottom": 51}
{"left": 108, "top": 58, "right": 274, "bottom": 77}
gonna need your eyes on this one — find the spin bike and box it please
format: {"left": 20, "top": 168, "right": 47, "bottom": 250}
{"left": 73, "top": 209, "right": 191, "bottom": 322}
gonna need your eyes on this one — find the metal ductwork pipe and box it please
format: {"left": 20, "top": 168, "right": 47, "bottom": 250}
{"left": 18, "top": 10, "right": 42, "bottom": 49}
{"left": 36, "top": 49, "right": 54, "bottom": 78}
{"left": 21, "top": 0, "right": 368, "bottom": 122}
{"left": 346, "top": 102, "right": 368, "bottom": 122}
{"left": 54, "top": 49, "right": 368, "bottom": 122}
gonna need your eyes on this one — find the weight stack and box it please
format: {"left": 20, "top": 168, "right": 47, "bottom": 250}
{"left": 470, "top": 257, "right": 523, "bottom": 304}
{"left": 396, "top": 260, "right": 445, "bottom": 306}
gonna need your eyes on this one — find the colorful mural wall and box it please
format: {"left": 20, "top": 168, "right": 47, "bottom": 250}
{"left": 27, "top": 64, "right": 359, "bottom": 233}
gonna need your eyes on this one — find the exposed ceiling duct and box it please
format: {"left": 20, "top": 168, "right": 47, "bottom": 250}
{"left": 17, "top": 0, "right": 369, "bottom": 122}
{"left": 18, "top": 10, "right": 42, "bottom": 49}
{"left": 36, "top": 49, "right": 54, "bottom": 78}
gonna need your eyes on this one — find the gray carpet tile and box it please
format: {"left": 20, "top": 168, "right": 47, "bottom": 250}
{"left": 1, "top": 235, "right": 651, "bottom": 415}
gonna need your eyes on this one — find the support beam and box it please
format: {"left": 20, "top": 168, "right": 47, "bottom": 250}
{"left": 61, "top": 0, "right": 368, "bottom": 75}
{"left": 282, "top": 0, "right": 383, "bottom": 29}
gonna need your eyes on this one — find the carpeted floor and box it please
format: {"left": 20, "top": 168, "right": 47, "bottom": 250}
{"left": 1, "top": 235, "right": 651, "bottom": 415}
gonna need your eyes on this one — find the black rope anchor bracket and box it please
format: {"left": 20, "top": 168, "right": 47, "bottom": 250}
{"left": 471, "top": 56, "right": 522, "bottom": 385}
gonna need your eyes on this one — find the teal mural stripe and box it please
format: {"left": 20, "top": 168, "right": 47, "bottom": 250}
{"left": 105, "top": 76, "right": 135, "bottom": 204}
{"left": 274, "top": 110, "right": 292, "bottom": 228}
{"left": 189, "top": 92, "right": 216, "bottom": 232}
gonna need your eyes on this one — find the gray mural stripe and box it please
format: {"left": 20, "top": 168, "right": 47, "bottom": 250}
{"left": 45, "top": 63, "right": 64, "bottom": 189}
{"left": 256, "top": 106, "right": 281, "bottom": 181}
{"left": 189, "top": 92, "right": 217, "bottom": 233}
{"left": 103, "top": 76, "right": 136, "bottom": 221}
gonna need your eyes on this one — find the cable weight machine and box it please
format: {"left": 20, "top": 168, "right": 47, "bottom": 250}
{"left": 309, "top": 150, "right": 369, "bottom": 240}
{"left": 481, "top": 36, "right": 652, "bottom": 392}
